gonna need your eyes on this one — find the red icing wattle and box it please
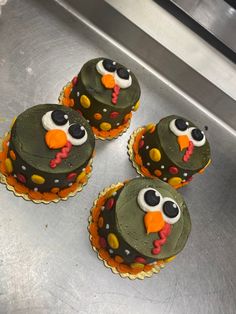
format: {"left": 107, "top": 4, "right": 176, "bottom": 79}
{"left": 112, "top": 85, "right": 120, "bottom": 104}
{"left": 50, "top": 141, "right": 72, "bottom": 168}
{"left": 183, "top": 141, "right": 194, "bottom": 162}
{"left": 152, "top": 223, "right": 171, "bottom": 255}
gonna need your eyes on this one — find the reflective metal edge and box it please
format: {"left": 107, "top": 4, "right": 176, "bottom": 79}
{"left": 55, "top": 0, "right": 236, "bottom": 134}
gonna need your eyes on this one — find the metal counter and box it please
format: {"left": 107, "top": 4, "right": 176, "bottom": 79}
{"left": 0, "top": 0, "right": 236, "bottom": 313}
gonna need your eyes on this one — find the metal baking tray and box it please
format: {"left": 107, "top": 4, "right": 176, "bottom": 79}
{"left": 0, "top": 0, "right": 235, "bottom": 313}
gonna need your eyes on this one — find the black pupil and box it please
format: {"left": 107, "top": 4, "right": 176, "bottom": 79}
{"left": 144, "top": 190, "right": 160, "bottom": 207}
{"left": 117, "top": 68, "right": 129, "bottom": 80}
{"left": 69, "top": 124, "right": 86, "bottom": 139}
{"left": 175, "top": 118, "right": 188, "bottom": 131}
{"left": 163, "top": 201, "right": 179, "bottom": 218}
{"left": 51, "top": 110, "right": 68, "bottom": 126}
{"left": 191, "top": 128, "right": 204, "bottom": 141}
{"left": 103, "top": 59, "right": 116, "bottom": 72}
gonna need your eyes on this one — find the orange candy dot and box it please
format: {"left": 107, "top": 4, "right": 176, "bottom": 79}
{"left": 9, "top": 150, "right": 16, "bottom": 160}
{"left": 94, "top": 113, "right": 102, "bottom": 120}
{"left": 154, "top": 169, "right": 162, "bottom": 177}
{"left": 51, "top": 187, "right": 60, "bottom": 194}
{"left": 98, "top": 216, "right": 104, "bottom": 228}
{"left": 114, "top": 255, "right": 124, "bottom": 263}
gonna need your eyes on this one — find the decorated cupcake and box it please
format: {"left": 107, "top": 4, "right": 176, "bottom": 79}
{"left": 0, "top": 104, "right": 95, "bottom": 203}
{"left": 89, "top": 177, "right": 191, "bottom": 279}
{"left": 128, "top": 115, "right": 211, "bottom": 189}
{"left": 59, "top": 58, "right": 141, "bottom": 140}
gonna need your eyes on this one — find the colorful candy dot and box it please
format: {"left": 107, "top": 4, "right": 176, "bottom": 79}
{"left": 169, "top": 166, "right": 179, "bottom": 175}
{"left": 80, "top": 95, "right": 91, "bottom": 108}
{"left": 139, "top": 139, "right": 144, "bottom": 149}
{"left": 16, "top": 173, "right": 26, "bottom": 184}
{"left": 67, "top": 172, "right": 77, "bottom": 181}
{"left": 145, "top": 123, "right": 155, "bottom": 133}
{"left": 5, "top": 158, "right": 13, "bottom": 173}
{"left": 114, "top": 255, "right": 124, "bottom": 263}
{"left": 135, "top": 257, "right": 147, "bottom": 264}
{"left": 154, "top": 169, "right": 162, "bottom": 177}
{"left": 168, "top": 177, "right": 182, "bottom": 186}
{"left": 51, "top": 187, "right": 60, "bottom": 193}
{"left": 123, "top": 113, "right": 130, "bottom": 123}
{"left": 94, "top": 113, "right": 102, "bottom": 120}
{"left": 21, "top": 165, "right": 26, "bottom": 171}
{"left": 72, "top": 76, "right": 78, "bottom": 86}
{"left": 164, "top": 255, "right": 176, "bottom": 263}
{"left": 76, "top": 172, "right": 86, "bottom": 183}
{"left": 9, "top": 150, "right": 16, "bottom": 160}
{"left": 31, "top": 174, "right": 45, "bottom": 185}
{"left": 100, "top": 122, "right": 111, "bottom": 131}
{"left": 133, "top": 100, "right": 140, "bottom": 112}
{"left": 107, "top": 233, "right": 119, "bottom": 249}
{"left": 98, "top": 216, "right": 104, "bottom": 228}
{"left": 149, "top": 148, "right": 161, "bottom": 162}
{"left": 54, "top": 179, "right": 59, "bottom": 183}
{"left": 105, "top": 198, "right": 115, "bottom": 210}
{"left": 99, "top": 237, "right": 107, "bottom": 248}
{"left": 130, "top": 263, "right": 144, "bottom": 269}
{"left": 109, "top": 111, "right": 119, "bottom": 119}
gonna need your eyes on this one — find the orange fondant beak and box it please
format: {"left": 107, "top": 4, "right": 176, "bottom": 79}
{"left": 178, "top": 135, "right": 190, "bottom": 151}
{"left": 45, "top": 129, "right": 67, "bottom": 149}
{"left": 101, "top": 74, "right": 116, "bottom": 89}
{"left": 144, "top": 211, "right": 165, "bottom": 234}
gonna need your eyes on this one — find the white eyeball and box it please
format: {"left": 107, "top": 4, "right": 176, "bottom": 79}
{"left": 42, "top": 110, "right": 69, "bottom": 131}
{"left": 114, "top": 68, "right": 132, "bottom": 89}
{"left": 169, "top": 118, "right": 189, "bottom": 136}
{"left": 137, "top": 188, "right": 163, "bottom": 213}
{"left": 161, "top": 197, "right": 181, "bottom": 224}
{"left": 66, "top": 124, "right": 88, "bottom": 146}
{"left": 188, "top": 127, "right": 206, "bottom": 147}
{"left": 96, "top": 59, "right": 116, "bottom": 76}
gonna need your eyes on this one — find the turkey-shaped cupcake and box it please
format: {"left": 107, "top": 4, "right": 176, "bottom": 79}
{"left": 89, "top": 177, "right": 191, "bottom": 279}
{"left": 128, "top": 115, "right": 211, "bottom": 189}
{"left": 0, "top": 104, "right": 95, "bottom": 203}
{"left": 59, "top": 58, "right": 141, "bottom": 140}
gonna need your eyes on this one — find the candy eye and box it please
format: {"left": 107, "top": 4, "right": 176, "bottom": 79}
{"left": 169, "top": 118, "right": 189, "bottom": 136}
{"left": 42, "top": 110, "right": 69, "bottom": 131}
{"left": 67, "top": 123, "right": 88, "bottom": 146}
{"left": 114, "top": 68, "right": 132, "bottom": 89}
{"left": 137, "top": 188, "right": 163, "bottom": 212}
{"left": 161, "top": 198, "right": 181, "bottom": 224}
{"left": 188, "top": 127, "right": 206, "bottom": 147}
{"left": 96, "top": 59, "right": 116, "bottom": 75}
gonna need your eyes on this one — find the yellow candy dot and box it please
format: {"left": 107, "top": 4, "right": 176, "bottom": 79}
{"left": 31, "top": 174, "right": 45, "bottom": 185}
{"left": 164, "top": 255, "right": 176, "bottom": 263}
{"left": 9, "top": 150, "right": 16, "bottom": 160}
{"left": 80, "top": 95, "right": 91, "bottom": 108}
{"left": 149, "top": 148, "right": 161, "bottom": 162}
{"left": 107, "top": 233, "right": 119, "bottom": 249}
{"left": 100, "top": 122, "right": 111, "bottom": 131}
{"left": 94, "top": 113, "right": 102, "bottom": 120}
{"left": 154, "top": 169, "right": 162, "bottom": 177}
{"left": 168, "top": 177, "right": 182, "bottom": 187}
{"left": 98, "top": 216, "right": 104, "bottom": 228}
{"left": 5, "top": 158, "right": 13, "bottom": 173}
{"left": 76, "top": 171, "right": 86, "bottom": 183}
{"left": 130, "top": 263, "right": 144, "bottom": 269}
{"left": 133, "top": 100, "right": 140, "bottom": 112}
{"left": 145, "top": 123, "right": 155, "bottom": 133}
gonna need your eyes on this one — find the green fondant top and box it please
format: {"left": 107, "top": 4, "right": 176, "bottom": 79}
{"left": 79, "top": 58, "right": 141, "bottom": 109}
{"left": 115, "top": 177, "right": 191, "bottom": 259}
{"left": 10, "top": 104, "right": 95, "bottom": 174}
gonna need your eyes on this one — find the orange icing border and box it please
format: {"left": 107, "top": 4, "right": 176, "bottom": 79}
{"left": 59, "top": 80, "right": 133, "bottom": 140}
{"left": 0, "top": 134, "right": 93, "bottom": 203}
{"left": 89, "top": 182, "right": 169, "bottom": 278}
{"left": 130, "top": 127, "right": 190, "bottom": 189}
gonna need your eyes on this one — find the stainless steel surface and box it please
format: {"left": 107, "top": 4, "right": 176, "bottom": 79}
{"left": 169, "top": 0, "right": 236, "bottom": 54}
{"left": 60, "top": 0, "right": 236, "bottom": 133}
{"left": 0, "top": 0, "right": 236, "bottom": 313}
